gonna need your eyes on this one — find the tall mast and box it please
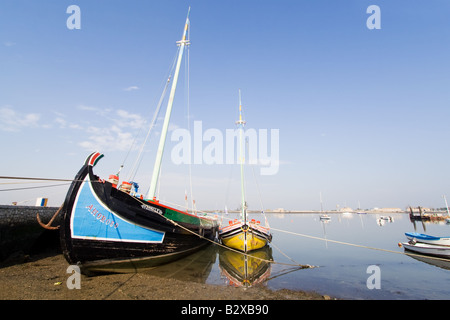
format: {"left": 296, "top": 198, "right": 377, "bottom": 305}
{"left": 236, "top": 89, "right": 247, "bottom": 223}
{"left": 147, "top": 8, "right": 190, "bottom": 200}
{"left": 443, "top": 195, "right": 450, "bottom": 215}
{"left": 320, "top": 191, "right": 323, "bottom": 213}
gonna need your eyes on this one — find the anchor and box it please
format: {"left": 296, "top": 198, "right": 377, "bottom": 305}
{"left": 37, "top": 204, "right": 62, "bottom": 230}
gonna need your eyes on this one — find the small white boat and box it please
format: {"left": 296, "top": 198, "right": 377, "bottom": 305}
{"left": 320, "top": 214, "right": 331, "bottom": 221}
{"left": 401, "top": 241, "right": 450, "bottom": 258}
{"left": 405, "top": 232, "right": 450, "bottom": 246}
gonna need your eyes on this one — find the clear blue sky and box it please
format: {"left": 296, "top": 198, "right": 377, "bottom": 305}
{"left": 1, "top": 0, "right": 450, "bottom": 211}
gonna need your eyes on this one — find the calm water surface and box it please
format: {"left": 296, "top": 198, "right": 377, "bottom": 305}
{"left": 145, "top": 213, "right": 450, "bottom": 300}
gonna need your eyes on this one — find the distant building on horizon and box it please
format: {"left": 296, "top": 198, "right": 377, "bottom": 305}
{"left": 372, "top": 207, "right": 404, "bottom": 213}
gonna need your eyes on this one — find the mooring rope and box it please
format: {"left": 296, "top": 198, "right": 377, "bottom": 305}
{"left": 133, "top": 197, "right": 314, "bottom": 269}
{"left": 0, "top": 176, "right": 77, "bottom": 192}
{"left": 0, "top": 176, "right": 73, "bottom": 182}
{"left": 271, "top": 226, "right": 450, "bottom": 263}
{"left": 151, "top": 198, "right": 312, "bottom": 268}
{"left": 0, "top": 182, "right": 72, "bottom": 192}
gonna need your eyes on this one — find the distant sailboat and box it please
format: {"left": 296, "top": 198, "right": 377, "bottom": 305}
{"left": 59, "top": 9, "right": 219, "bottom": 273}
{"left": 218, "top": 91, "right": 272, "bottom": 252}
{"left": 319, "top": 191, "right": 331, "bottom": 221}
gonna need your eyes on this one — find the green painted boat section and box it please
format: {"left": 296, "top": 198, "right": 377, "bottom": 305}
{"left": 147, "top": 200, "right": 218, "bottom": 227}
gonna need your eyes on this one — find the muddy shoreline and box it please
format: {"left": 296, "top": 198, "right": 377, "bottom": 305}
{"left": 0, "top": 253, "right": 332, "bottom": 300}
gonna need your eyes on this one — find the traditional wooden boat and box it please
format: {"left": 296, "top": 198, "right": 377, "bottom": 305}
{"left": 59, "top": 9, "right": 219, "bottom": 273}
{"left": 401, "top": 241, "right": 450, "bottom": 258}
{"left": 405, "top": 232, "right": 450, "bottom": 247}
{"left": 219, "top": 218, "right": 271, "bottom": 252}
{"left": 218, "top": 91, "right": 272, "bottom": 252}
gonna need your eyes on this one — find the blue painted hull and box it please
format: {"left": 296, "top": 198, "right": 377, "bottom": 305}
{"left": 405, "top": 232, "right": 450, "bottom": 246}
{"left": 60, "top": 153, "right": 219, "bottom": 273}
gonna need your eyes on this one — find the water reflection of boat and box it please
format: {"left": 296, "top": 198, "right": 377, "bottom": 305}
{"left": 405, "top": 251, "right": 450, "bottom": 271}
{"left": 377, "top": 216, "right": 394, "bottom": 226}
{"left": 142, "top": 244, "right": 218, "bottom": 283}
{"left": 219, "top": 246, "right": 272, "bottom": 288}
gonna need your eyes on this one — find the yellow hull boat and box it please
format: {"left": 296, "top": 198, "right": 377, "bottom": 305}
{"left": 219, "top": 219, "right": 272, "bottom": 252}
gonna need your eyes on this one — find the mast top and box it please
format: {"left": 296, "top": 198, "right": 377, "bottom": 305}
{"left": 176, "top": 7, "right": 191, "bottom": 47}
{"left": 146, "top": 7, "right": 191, "bottom": 200}
{"left": 236, "top": 89, "right": 246, "bottom": 126}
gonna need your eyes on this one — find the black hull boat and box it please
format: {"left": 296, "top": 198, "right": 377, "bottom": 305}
{"left": 59, "top": 10, "right": 220, "bottom": 273}
{"left": 60, "top": 152, "right": 219, "bottom": 273}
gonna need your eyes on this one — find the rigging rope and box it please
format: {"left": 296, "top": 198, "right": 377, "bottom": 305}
{"left": 247, "top": 138, "right": 270, "bottom": 228}
{"left": 185, "top": 35, "right": 196, "bottom": 215}
{"left": 127, "top": 74, "right": 172, "bottom": 182}
{"left": 126, "top": 48, "right": 180, "bottom": 182}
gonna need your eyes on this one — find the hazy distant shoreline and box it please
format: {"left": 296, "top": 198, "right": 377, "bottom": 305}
{"left": 208, "top": 209, "right": 408, "bottom": 214}
{"left": 4, "top": 204, "right": 449, "bottom": 216}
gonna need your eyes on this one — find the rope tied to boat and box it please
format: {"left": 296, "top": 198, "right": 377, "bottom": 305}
{"left": 134, "top": 197, "right": 316, "bottom": 269}
{"left": 271, "top": 226, "right": 450, "bottom": 263}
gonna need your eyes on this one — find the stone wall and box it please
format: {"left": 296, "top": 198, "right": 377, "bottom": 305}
{"left": 0, "top": 205, "right": 61, "bottom": 262}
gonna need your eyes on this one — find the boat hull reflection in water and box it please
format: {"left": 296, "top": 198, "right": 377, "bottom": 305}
{"left": 219, "top": 246, "right": 272, "bottom": 287}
